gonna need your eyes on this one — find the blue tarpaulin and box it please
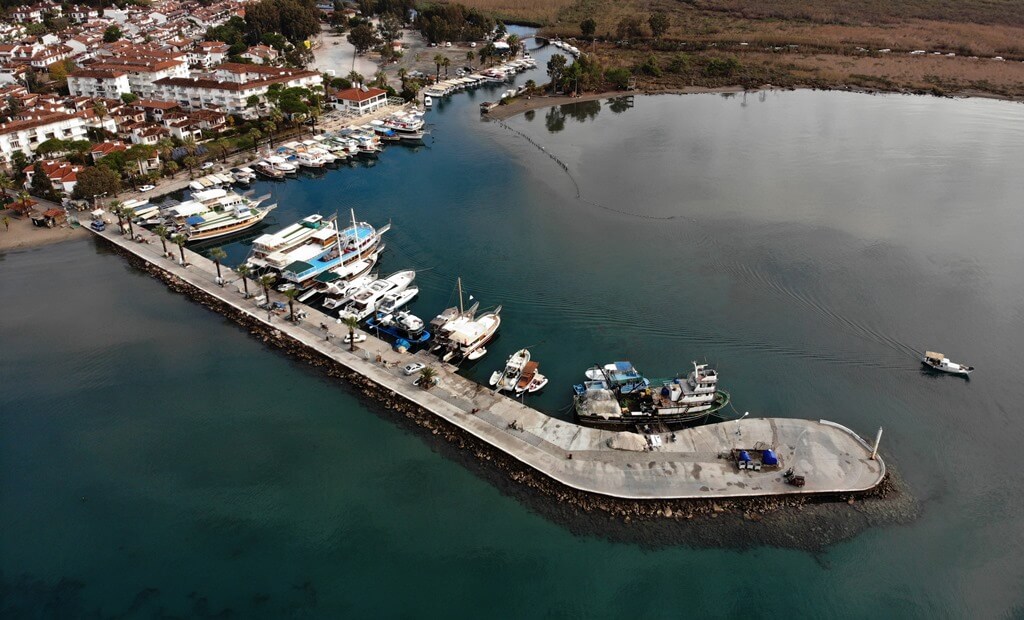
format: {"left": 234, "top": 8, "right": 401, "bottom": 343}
{"left": 763, "top": 449, "right": 778, "bottom": 465}
{"left": 186, "top": 215, "right": 205, "bottom": 225}
{"left": 738, "top": 450, "right": 751, "bottom": 462}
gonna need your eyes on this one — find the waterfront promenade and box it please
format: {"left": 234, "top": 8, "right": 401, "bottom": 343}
{"left": 86, "top": 222, "right": 886, "bottom": 500}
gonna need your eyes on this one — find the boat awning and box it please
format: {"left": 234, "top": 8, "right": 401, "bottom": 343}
{"left": 315, "top": 271, "right": 341, "bottom": 283}
{"left": 925, "top": 351, "right": 944, "bottom": 360}
{"left": 284, "top": 260, "right": 313, "bottom": 274}
{"left": 186, "top": 215, "right": 205, "bottom": 225}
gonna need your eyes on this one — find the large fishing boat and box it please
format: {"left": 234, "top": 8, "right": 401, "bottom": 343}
{"left": 574, "top": 362, "right": 730, "bottom": 429}
{"left": 247, "top": 214, "right": 336, "bottom": 271}
{"left": 279, "top": 210, "right": 389, "bottom": 288}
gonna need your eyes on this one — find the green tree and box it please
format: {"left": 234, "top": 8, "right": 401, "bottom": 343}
{"left": 605, "top": 67, "right": 632, "bottom": 89}
{"left": 248, "top": 128, "right": 263, "bottom": 154}
{"left": 616, "top": 16, "right": 644, "bottom": 40}
{"left": 347, "top": 23, "right": 379, "bottom": 54}
{"left": 441, "top": 57, "right": 451, "bottom": 77}
{"left": 547, "top": 53, "right": 567, "bottom": 93}
{"left": 103, "top": 25, "right": 122, "bottom": 42}
{"left": 30, "top": 162, "right": 53, "bottom": 198}
{"left": 173, "top": 233, "right": 187, "bottom": 264}
{"left": 154, "top": 224, "right": 170, "bottom": 255}
{"left": 580, "top": 18, "right": 596, "bottom": 39}
{"left": 347, "top": 70, "right": 364, "bottom": 86}
{"left": 236, "top": 263, "right": 252, "bottom": 297}
{"left": 433, "top": 53, "right": 445, "bottom": 80}
{"left": 72, "top": 165, "right": 122, "bottom": 200}
{"left": 342, "top": 316, "right": 359, "bottom": 351}
{"left": 649, "top": 12, "right": 670, "bottom": 38}
{"left": 505, "top": 34, "right": 520, "bottom": 57}
{"left": 418, "top": 366, "right": 437, "bottom": 389}
{"left": 209, "top": 247, "right": 227, "bottom": 281}
{"left": 283, "top": 287, "right": 300, "bottom": 321}
{"left": 259, "top": 273, "right": 277, "bottom": 304}
{"left": 465, "top": 50, "right": 474, "bottom": 64}
{"left": 0, "top": 172, "right": 13, "bottom": 201}
{"left": 182, "top": 156, "right": 198, "bottom": 178}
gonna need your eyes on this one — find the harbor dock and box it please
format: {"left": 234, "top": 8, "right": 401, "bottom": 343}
{"left": 86, "top": 222, "right": 886, "bottom": 501}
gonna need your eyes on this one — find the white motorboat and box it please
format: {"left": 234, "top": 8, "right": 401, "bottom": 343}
{"left": 514, "top": 361, "right": 547, "bottom": 394}
{"left": 322, "top": 274, "right": 376, "bottom": 309}
{"left": 922, "top": 351, "right": 974, "bottom": 376}
{"left": 490, "top": 348, "right": 530, "bottom": 392}
{"left": 377, "top": 285, "right": 419, "bottom": 315}
{"left": 338, "top": 270, "right": 415, "bottom": 321}
{"left": 439, "top": 308, "right": 501, "bottom": 363}
{"left": 267, "top": 155, "right": 297, "bottom": 175}
{"left": 295, "top": 151, "right": 325, "bottom": 168}
{"left": 424, "top": 95, "right": 433, "bottom": 108}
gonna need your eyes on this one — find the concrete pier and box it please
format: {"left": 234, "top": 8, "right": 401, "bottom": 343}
{"left": 86, "top": 222, "right": 886, "bottom": 500}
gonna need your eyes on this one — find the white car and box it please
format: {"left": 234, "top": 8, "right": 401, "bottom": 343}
{"left": 200, "top": 162, "right": 215, "bottom": 170}
{"left": 403, "top": 362, "right": 426, "bottom": 376}
{"left": 470, "top": 42, "right": 477, "bottom": 48}
{"left": 138, "top": 184, "right": 155, "bottom": 192}
{"left": 445, "top": 41, "right": 452, "bottom": 47}
{"left": 344, "top": 333, "right": 367, "bottom": 344}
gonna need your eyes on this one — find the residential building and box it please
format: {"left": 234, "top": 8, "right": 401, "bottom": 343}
{"left": 23, "top": 159, "right": 85, "bottom": 195}
{"left": 0, "top": 112, "right": 90, "bottom": 164}
{"left": 150, "top": 63, "right": 321, "bottom": 116}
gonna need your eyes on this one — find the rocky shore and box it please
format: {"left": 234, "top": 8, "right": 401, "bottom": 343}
{"left": 102, "top": 237, "right": 917, "bottom": 550}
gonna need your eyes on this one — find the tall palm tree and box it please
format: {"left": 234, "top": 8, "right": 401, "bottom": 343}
{"left": 347, "top": 70, "right": 363, "bottom": 87}
{"left": 433, "top": 53, "right": 445, "bottom": 80}
{"left": 262, "top": 121, "right": 277, "bottom": 149}
{"left": 342, "top": 316, "right": 359, "bottom": 351}
{"left": 441, "top": 57, "right": 451, "bottom": 77}
{"left": 249, "top": 129, "right": 263, "bottom": 154}
{"left": 397, "top": 67, "right": 408, "bottom": 89}
{"left": 374, "top": 68, "right": 388, "bottom": 88}
{"left": 236, "top": 263, "right": 252, "bottom": 297}
{"left": 111, "top": 200, "right": 133, "bottom": 237}
{"left": 154, "top": 224, "right": 170, "bottom": 255}
{"left": 172, "top": 233, "right": 187, "bottom": 264}
{"left": 466, "top": 50, "right": 474, "bottom": 64}
{"left": 259, "top": 273, "right": 276, "bottom": 304}
{"left": 209, "top": 247, "right": 227, "bottom": 281}
{"left": 283, "top": 287, "right": 300, "bottom": 321}
{"left": 419, "top": 366, "right": 438, "bottom": 390}
{"left": 506, "top": 34, "right": 521, "bottom": 57}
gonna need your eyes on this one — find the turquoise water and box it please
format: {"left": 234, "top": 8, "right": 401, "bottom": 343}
{"left": 4, "top": 36, "right": 1024, "bottom": 616}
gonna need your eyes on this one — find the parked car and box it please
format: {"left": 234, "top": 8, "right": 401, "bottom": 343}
{"left": 138, "top": 184, "right": 155, "bottom": 192}
{"left": 470, "top": 42, "right": 477, "bottom": 48}
{"left": 344, "top": 333, "right": 367, "bottom": 344}
{"left": 200, "top": 162, "right": 215, "bottom": 170}
{"left": 403, "top": 362, "right": 426, "bottom": 376}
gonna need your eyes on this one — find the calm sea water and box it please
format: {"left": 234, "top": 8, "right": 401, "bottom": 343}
{"left": 3, "top": 36, "right": 1024, "bottom": 616}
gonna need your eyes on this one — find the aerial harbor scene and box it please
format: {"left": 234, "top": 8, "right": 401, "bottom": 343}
{"left": 2, "top": 0, "right": 1024, "bottom": 617}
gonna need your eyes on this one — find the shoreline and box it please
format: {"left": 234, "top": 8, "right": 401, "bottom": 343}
{"left": 484, "top": 83, "right": 1024, "bottom": 121}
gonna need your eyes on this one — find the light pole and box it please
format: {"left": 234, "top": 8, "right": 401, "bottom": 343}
{"left": 736, "top": 411, "right": 749, "bottom": 443}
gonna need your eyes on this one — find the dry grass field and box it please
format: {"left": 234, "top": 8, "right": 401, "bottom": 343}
{"left": 445, "top": 0, "right": 1024, "bottom": 98}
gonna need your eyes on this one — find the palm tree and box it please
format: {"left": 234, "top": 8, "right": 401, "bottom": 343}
{"left": 248, "top": 129, "right": 262, "bottom": 154}
{"left": 419, "top": 366, "right": 438, "bottom": 390}
{"left": 347, "top": 70, "right": 363, "bottom": 87}
{"left": 466, "top": 50, "right": 474, "bottom": 64}
{"left": 373, "top": 68, "right": 388, "bottom": 88}
{"left": 441, "top": 57, "right": 451, "bottom": 77}
{"left": 154, "top": 224, "right": 170, "bottom": 255}
{"left": 209, "top": 247, "right": 227, "bottom": 282}
{"left": 259, "top": 273, "right": 276, "bottom": 304}
{"left": 172, "top": 233, "right": 187, "bottom": 265}
{"left": 433, "top": 53, "right": 445, "bottom": 80}
{"left": 262, "top": 121, "right": 277, "bottom": 149}
{"left": 397, "top": 67, "right": 408, "bottom": 89}
{"left": 506, "top": 34, "right": 521, "bottom": 58}
{"left": 111, "top": 200, "right": 133, "bottom": 238}
{"left": 236, "top": 263, "right": 252, "bottom": 297}
{"left": 342, "top": 316, "right": 359, "bottom": 351}
{"left": 283, "top": 287, "right": 300, "bottom": 321}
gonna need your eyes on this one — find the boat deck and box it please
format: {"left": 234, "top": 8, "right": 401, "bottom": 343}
{"left": 86, "top": 222, "right": 886, "bottom": 500}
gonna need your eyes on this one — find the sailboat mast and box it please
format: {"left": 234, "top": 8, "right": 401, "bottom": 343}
{"left": 334, "top": 210, "right": 343, "bottom": 254}
{"left": 458, "top": 277, "right": 463, "bottom": 314}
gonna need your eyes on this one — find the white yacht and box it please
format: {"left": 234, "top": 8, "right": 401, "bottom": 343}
{"left": 338, "top": 270, "right": 415, "bottom": 321}
{"left": 267, "top": 155, "right": 297, "bottom": 175}
{"left": 377, "top": 285, "right": 419, "bottom": 315}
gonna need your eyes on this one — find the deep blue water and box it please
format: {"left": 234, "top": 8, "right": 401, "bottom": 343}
{"left": 3, "top": 32, "right": 1024, "bottom": 617}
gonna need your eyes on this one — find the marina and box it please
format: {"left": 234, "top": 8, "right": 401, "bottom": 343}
{"left": 85, "top": 216, "right": 886, "bottom": 501}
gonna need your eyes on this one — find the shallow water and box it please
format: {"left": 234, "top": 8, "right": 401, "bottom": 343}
{"left": 3, "top": 38, "right": 1024, "bottom": 616}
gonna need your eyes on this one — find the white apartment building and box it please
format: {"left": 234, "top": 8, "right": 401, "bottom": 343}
{"left": 69, "top": 58, "right": 188, "bottom": 100}
{"left": 150, "top": 64, "right": 321, "bottom": 116}
{"left": 0, "top": 112, "right": 89, "bottom": 164}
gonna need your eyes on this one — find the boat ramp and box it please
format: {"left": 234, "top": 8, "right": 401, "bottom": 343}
{"left": 85, "top": 221, "right": 886, "bottom": 501}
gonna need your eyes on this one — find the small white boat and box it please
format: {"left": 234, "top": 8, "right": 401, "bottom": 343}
{"left": 515, "top": 361, "right": 547, "bottom": 394}
{"left": 492, "top": 348, "right": 530, "bottom": 392}
{"left": 922, "top": 351, "right": 974, "bottom": 376}
{"left": 424, "top": 95, "right": 433, "bottom": 108}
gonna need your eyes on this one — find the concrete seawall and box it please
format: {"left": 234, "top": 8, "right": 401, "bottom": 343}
{"left": 86, "top": 221, "right": 886, "bottom": 506}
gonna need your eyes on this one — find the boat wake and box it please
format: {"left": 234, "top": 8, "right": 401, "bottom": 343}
{"left": 493, "top": 119, "right": 678, "bottom": 221}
